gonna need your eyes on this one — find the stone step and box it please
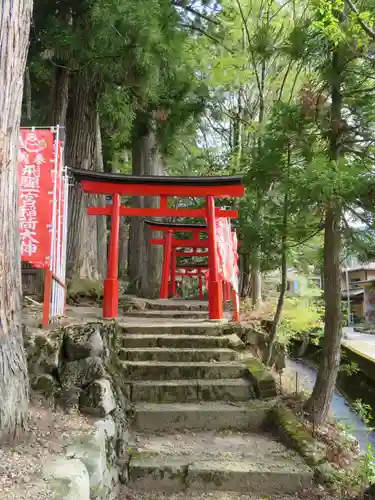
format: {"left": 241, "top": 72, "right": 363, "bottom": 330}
{"left": 122, "top": 361, "right": 245, "bottom": 381}
{"left": 119, "top": 348, "right": 236, "bottom": 363}
{"left": 131, "top": 400, "right": 275, "bottom": 432}
{"left": 121, "top": 334, "right": 230, "bottom": 349}
{"left": 130, "top": 379, "right": 254, "bottom": 403}
{"left": 119, "top": 323, "right": 224, "bottom": 336}
{"left": 128, "top": 431, "right": 313, "bottom": 494}
{"left": 146, "top": 299, "right": 208, "bottom": 312}
{"left": 124, "top": 492, "right": 307, "bottom": 500}
{"left": 125, "top": 310, "right": 209, "bottom": 320}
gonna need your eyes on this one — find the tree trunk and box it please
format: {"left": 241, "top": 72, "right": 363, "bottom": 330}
{"left": 251, "top": 251, "right": 262, "bottom": 307}
{"left": 304, "top": 48, "right": 343, "bottom": 424}
{"left": 128, "top": 130, "right": 147, "bottom": 293}
{"left": 266, "top": 192, "right": 288, "bottom": 365}
{"left": 118, "top": 219, "right": 129, "bottom": 280}
{"left": 128, "top": 113, "right": 163, "bottom": 298}
{"left": 49, "top": 66, "right": 69, "bottom": 127}
{"left": 240, "top": 252, "right": 251, "bottom": 297}
{"left": 0, "top": 0, "right": 32, "bottom": 441}
{"left": 95, "top": 112, "right": 107, "bottom": 279}
{"left": 249, "top": 57, "right": 266, "bottom": 308}
{"left": 66, "top": 74, "right": 100, "bottom": 280}
{"left": 304, "top": 206, "right": 342, "bottom": 422}
{"left": 141, "top": 127, "right": 163, "bottom": 298}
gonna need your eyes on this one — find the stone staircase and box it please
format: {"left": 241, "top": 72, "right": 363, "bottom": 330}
{"left": 119, "top": 315, "right": 314, "bottom": 498}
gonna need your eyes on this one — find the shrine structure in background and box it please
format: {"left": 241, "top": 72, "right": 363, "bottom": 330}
{"left": 72, "top": 169, "right": 244, "bottom": 320}
{"left": 19, "top": 126, "right": 69, "bottom": 327}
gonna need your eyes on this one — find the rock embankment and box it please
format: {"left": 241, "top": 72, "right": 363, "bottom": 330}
{"left": 24, "top": 321, "right": 130, "bottom": 499}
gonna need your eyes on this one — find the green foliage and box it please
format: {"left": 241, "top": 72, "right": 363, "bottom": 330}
{"left": 277, "top": 291, "right": 324, "bottom": 345}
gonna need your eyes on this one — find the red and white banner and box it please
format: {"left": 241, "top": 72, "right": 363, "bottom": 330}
{"left": 19, "top": 126, "right": 69, "bottom": 327}
{"left": 215, "top": 218, "right": 239, "bottom": 293}
{"left": 19, "top": 129, "right": 54, "bottom": 268}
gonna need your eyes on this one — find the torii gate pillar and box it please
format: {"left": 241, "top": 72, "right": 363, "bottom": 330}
{"left": 103, "top": 193, "right": 120, "bottom": 318}
{"left": 207, "top": 195, "right": 222, "bottom": 320}
{"left": 160, "top": 230, "right": 173, "bottom": 299}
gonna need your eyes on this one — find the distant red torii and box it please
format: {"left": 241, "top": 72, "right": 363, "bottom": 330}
{"left": 146, "top": 219, "right": 240, "bottom": 320}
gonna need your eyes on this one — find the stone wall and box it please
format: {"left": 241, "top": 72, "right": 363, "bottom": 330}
{"left": 24, "top": 321, "right": 130, "bottom": 499}
{"left": 225, "top": 323, "right": 286, "bottom": 372}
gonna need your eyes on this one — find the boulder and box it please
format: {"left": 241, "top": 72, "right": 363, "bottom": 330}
{"left": 31, "top": 373, "right": 58, "bottom": 402}
{"left": 226, "top": 333, "right": 245, "bottom": 350}
{"left": 120, "top": 296, "right": 147, "bottom": 313}
{"left": 59, "top": 357, "right": 107, "bottom": 389}
{"left": 68, "top": 279, "right": 103, "bottom": 301}
{"left": 64, "top": 323, "right": 104, "bottom": 361}
{"left": 80, "top": 379, "right": 116, "bottom": 418}
{"left": 65, "top": 416, "right": 119, "bottom": 500}
{"left": 246, "top": 357, "right": 277, "bottom": 398}
{"left": 43, "top": 458, "right": 90, "bottom": 500}
{"left": 55, "top": 386, "right": 83, "bottom": 413}
{"left": 24, "top": 327, "right": 63, "bottom": 374}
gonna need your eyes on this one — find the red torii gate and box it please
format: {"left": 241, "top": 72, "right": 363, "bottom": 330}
{"left": 71, "top": 169, "right": 244, "bottom": 320}
{"left": 175, "top": 265, "right": 207, "bottom": 300}
{"left": 146, "top": 219, "right": 239, "bottom": 314}
{"left": 174, "top": 265, "right": 233, "bottom": 302}
{"left": 145, "top": 220, "right": 209, "bottom": 299}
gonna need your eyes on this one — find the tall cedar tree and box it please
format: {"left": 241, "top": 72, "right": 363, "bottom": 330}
{"left": 0, "top": 0, "right": 33, "bottom": 440}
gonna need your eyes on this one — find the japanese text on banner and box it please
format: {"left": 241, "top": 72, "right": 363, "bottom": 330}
{"left": 19, "top": 130, "right": 54, "bottom": 267}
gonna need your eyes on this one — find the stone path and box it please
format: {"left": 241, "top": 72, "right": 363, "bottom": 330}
{"left": 121, "top": 304, "right": 314, "bottom": 497}
{"left": 342, "top": 328, "right": 375, "bottom": 362}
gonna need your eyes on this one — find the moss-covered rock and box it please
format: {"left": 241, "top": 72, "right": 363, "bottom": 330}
{"left": 226, "top": 333, "right": 245, "bottom": 350}
{"left": 246, "top": 358, "right": 277, "bottom": 398}
{"left": 55, "top": 386, "right": 83, "bottom": 413}
{"left": 31, "top": 373, "right": 59, "bottom": 403}
{"left": 59, "top": 357, "right": 107, "bottom": 389}
{"left": 268, "top": 404, "right": 325, "bottom": 466}
{"left": 68, "top": 279, "right": 103, "bottom": 302}
{"left": 120, "top": 296, "right": 147, "bottom": 313}
{"left": 25, "top": 327, "right": 64, "bottom": 374}
{"left": 63, "top": 323, "right": 104, "bottom": 361}
{"left": 80, "top": 379, "right": 116, "bottom": 418}
{"left": 43, "top": 458, "right": 90, "bottom": 500}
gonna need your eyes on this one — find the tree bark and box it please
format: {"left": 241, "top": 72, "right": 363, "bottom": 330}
{"left": 118, "top": 219, "right": 129, "bottom": 280}
{"left": 128, "top": 113, "right": 163, "bottom": 298}
{"left": 95, "top": 112, "right": 107, "bottom": 279}
{"left": 266, "top": 191, "right": 288, "bottom": 365}
{"left": 240, "top": 252, "right": 251, "bottom": 297}
{"left": 128, "top": 129, "right": 147, "bottom": 292}
{"left": 49, "top": 66, "right": 69, "bottom": 127}
{"left": 66, "top": 74, "right": 101, "bottom": 280}
{"left": 304, "top": 48, "right": 343, "bottom": 424}
{"left": 251, "top": 251, "right": 262, "bottom": 307}
{"left": 0, "top": 0, "right": 32, "bottom": 441}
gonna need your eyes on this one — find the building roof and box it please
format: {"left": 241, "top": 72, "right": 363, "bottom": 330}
{"left": 71, "top": 169, "right": 243, "bottom": 186}
{"left": 342, "top": 263, "right": 375, "bottom": 273}
{"left": 341, "top": 289, "right": 364, "bottom": 299}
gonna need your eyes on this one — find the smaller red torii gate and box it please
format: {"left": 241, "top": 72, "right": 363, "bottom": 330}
{"left": 145, "top": 220, "right": 209, "bottom": 300}
{"left": 175, "top": 265, "right": 207, "bottom": 300}
{"left": 72, "top": 170, "right": 244, "bottom": 321}
{"left": 147, "top": 219, "right": 240, "bottom": 319}
{"left": 174, "top": 265, "right": 232, "bottom": 302}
